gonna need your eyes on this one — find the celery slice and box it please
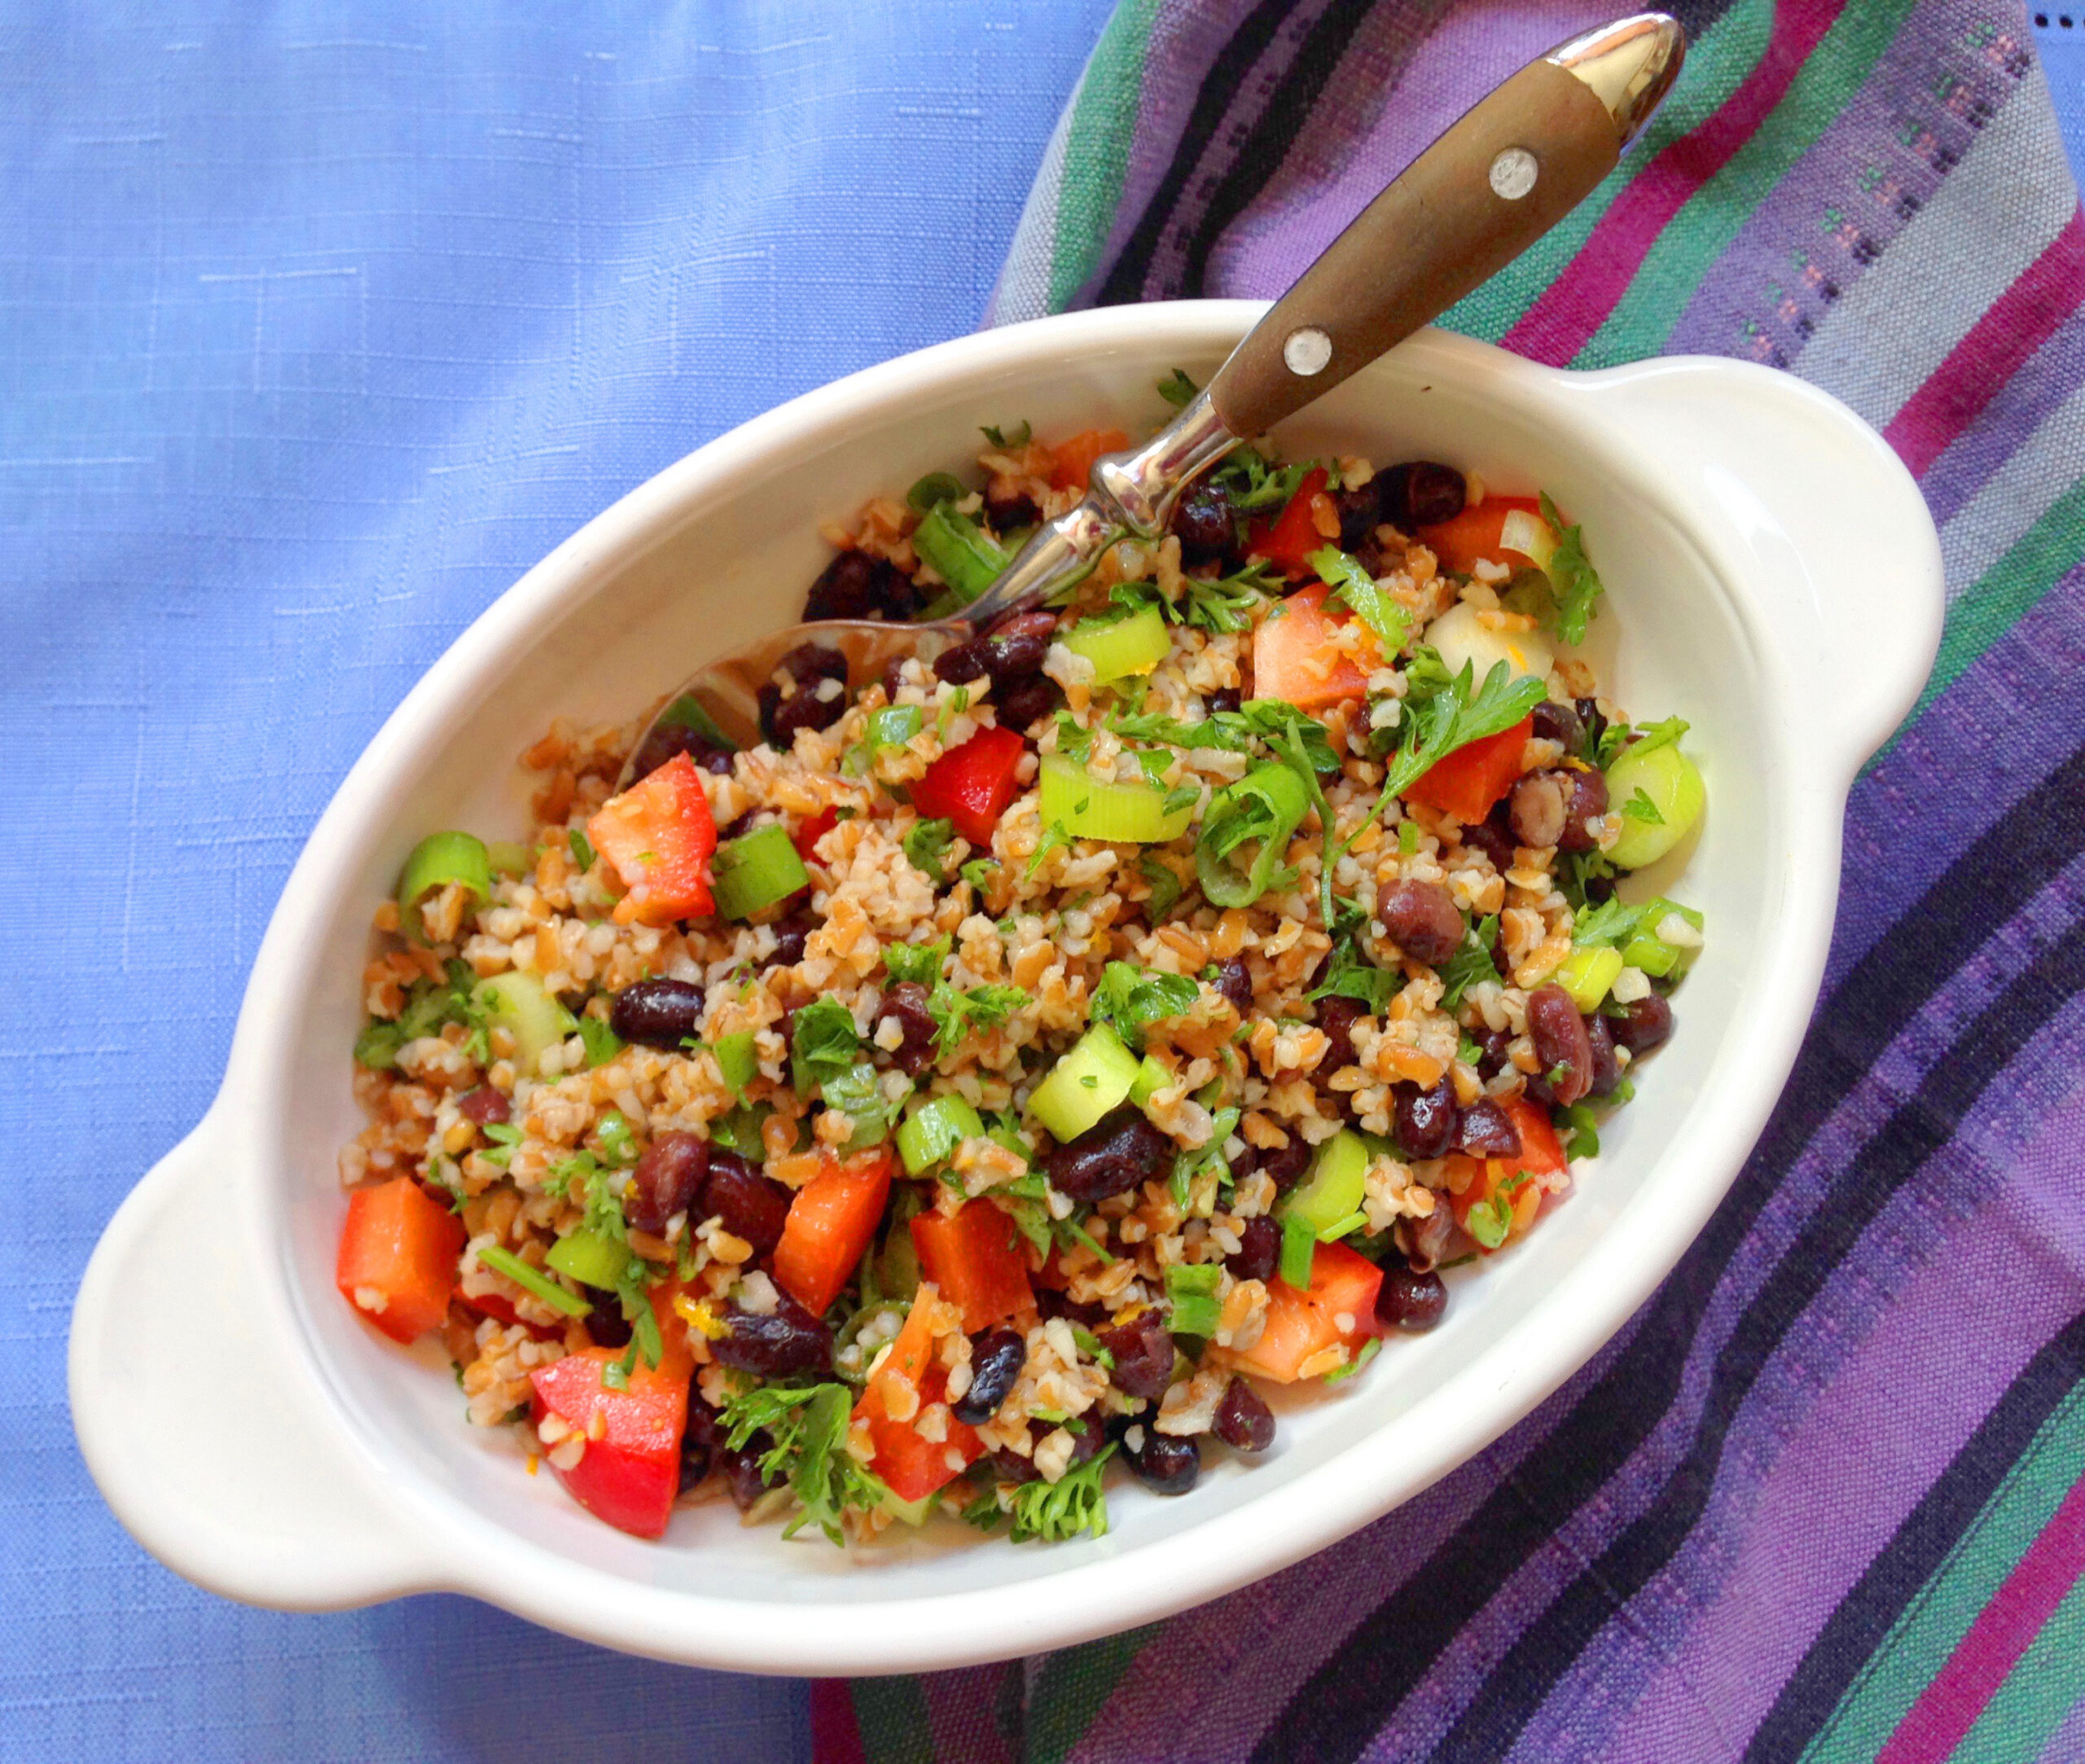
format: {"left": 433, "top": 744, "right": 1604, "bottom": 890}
{"left": 1619, "top": 897, "right": 1705, "bottom": 977}
{"left": 1029, "top": 1022, "right": 1139, "bottom": 1143}
{"left": 472, "top": 971, "right": 578, "bottom": 1072}
{"left": 896, "top": 1095, "right": 985, "bottom": 1175}
{"left": 1604, "top": 739, "right": 1705, "bottom": 869}
{"left": 1554, "top": 946, "right": 1624, "bottom": 1013}
{"left": 397, "top": 831, "right": 492, "bottom": 941}
{"left": 1061, "top": 604, "right": 1170, "bottom": 684}
{"left": 545, "top": 1229, "right": 631, "bottom": 1291}
{"left": 1280, "top": 1130, "right": 1369, "bottom": 1239}
{"left": 914, "top": 502, "right": 1010, "bottom": 612}
{"left": 1129, "top": 1055, "right": 1170, "bottom": 1108}
{"left": 1165, "top": 1263, "right": 1222, "bottom": 1337}
{"left": 487, "top": 840, "right": 533, "bottom": 877}
{"left": 1038, "top": 753, "right": 1193, "bottom": 845}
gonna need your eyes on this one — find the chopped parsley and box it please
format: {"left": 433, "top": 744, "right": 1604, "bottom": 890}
{"left": 995, "top": 1443, "right": 1117, "bottom": 1542}
{"left": 1621, "top": 787, "right": 1662, "bottom": 825}
{"left": 928, "top": 982, "right": 1031, "bottom": 1059}
{"left": 1156, "top": 366, "right": 1199, "bottom": 408}
{"left": 1310, "top": 543, "right": 1411, "bottom": 655}
{"left": 1180, "top": 559, "right": 1277, "bottom": 634}
{"left": 959, "top": 857, "right": 995, "bottom": 897}
{"left": 1088, "top": 962, "right": 1200, "bottom": 1050}
{"left": 789, "top": 996, "right": 862, "bottom": 1092}
{"left": 1537, "top": 492, "right": 1604, "bottom": 644}
{"left": 1436, "top": 915, "right": 1501, "bottom": 1011}
{"left": 1213, "top": 446, "right": 1307, "bottom": 512}
{"left": 980, "top": 419, "right": 1031, "bottom": 450}
{"left": 716, "top": 1380, "right": 889, "bottom": 1544}
{"left": 1307, "top": 933, "right": 1398, "bottom": 1014}
{"left": 883, "top": 936, "right": 950, "bottom": 986}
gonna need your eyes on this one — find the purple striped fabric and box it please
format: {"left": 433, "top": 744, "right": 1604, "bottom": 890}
{"left": 851, "top": 3, "right": 2085, "bottom": 1759}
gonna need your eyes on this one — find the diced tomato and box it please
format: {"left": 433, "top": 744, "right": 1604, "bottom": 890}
{"left": 907, "top": 725, "right": 1026, "bottom": 848}
{"left": 1250, "top": 579, "right": 1373, "bottom": 711}
{"left": 911, "top": 1201, "right": 1034, "bottom": 1333}
{"left": 1049, "top": 427, "right": 1131, "bottom": 492}
{"left": 1247, "top": 466, "right": 1333, "bottom": 577}
{"left": 850, "top": 1284, "right": 983, "bottom": 1500}
{"left": 586, "top": 751, "right": 718, "bottom": 924}
{"left": 529, "top": 1347, "right": 691, "bottom": 1538}
{"left": 1405, "top": 716, "right": 1533, "bottom": 823}
{"left": 1447, "top": 1098, "right": 1569, "bottom": 1251}
{"left": 792, "top": 805, "right": 838, "bottom": 862}
{"left": 1416, "top": 494, "right": 1543, "bottom": 576}
{"left": 336, "top": 1177, "right": 466, "bottom": 1345}
{"left": 1227, "top": 1239, "right": 1383, "bottom": 1383}
{"left": 1500, "top": 1095, "right": 1568, "bottom": 1177}
{"left": 773, "top": 1147, "right": 893, "bottom": 1317}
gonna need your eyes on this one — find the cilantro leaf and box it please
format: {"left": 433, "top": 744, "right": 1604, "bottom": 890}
{"left": 1157, "top": 367, "right": 1198, "bottom": 408}
{"left": 1626, "top": 715, "right": 1690, "bottom": 759}
{"left": 1621, "top": 786, "right": 1663, "bottom": 826}
{"left": 1306, "top": 935, "right": 1398, "bottom": 1013}
{"left": 1140, "top": 854, "right": 1184, "bottom": 919}
{"left": 883, "top": 936, "right": 950, "bottom": 987}
{"left": 789, "top": 997, "right": 861, "bottom": 1092}
{"left": 1007, "top": 1442, "right": 1117, "bottom": 1543}
{"left": 1568, "top": 897, "right": 1643, "bottom": 949}
{"left": 928, "top": 982, "right": 1031, "bottom": 1059}
{"left": 980, "top": 419, "right": 1031, "bottom": 450}
{"left": 1536, "top": 492, "right": 1604, "bottom": 644}
{"left": 1213, "top": 447, "right": 1307, "bottom": 512}
{"left": 1309, "top": 543, "right": 1411, "bottom": 656}
{"left": 1053, "top": 713, "right": 1095, "bottom": 766}
{"left": 1181, "top": 559, "right": 1277, "bottom": 634}
{"left": 1088, "top": 962, "right": 1200, "bottom": 1050}
{"left": 902, "top": 818, "right": 957, "bottom": 882}
{"left": 1435, "top": 914, "right": 1500, "bottom": 1011}
{"left": 717, "top": 1380, "right": 889, "bottom": 1545}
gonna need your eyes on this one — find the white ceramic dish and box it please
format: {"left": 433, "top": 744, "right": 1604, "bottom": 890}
{"left": 69, "top": 305, "right": 1941, "bottom": 1674}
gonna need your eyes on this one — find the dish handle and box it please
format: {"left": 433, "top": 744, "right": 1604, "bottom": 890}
{"left": 68, "top": 1106, "right": 434, "bottom": 1608}
{"left": 1578, "top": 357, "right": 1944, "bottom": 767}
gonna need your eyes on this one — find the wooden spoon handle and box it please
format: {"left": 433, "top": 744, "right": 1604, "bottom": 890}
{"left": 1206, "top": 14, "right": 1684, "bottom": 441}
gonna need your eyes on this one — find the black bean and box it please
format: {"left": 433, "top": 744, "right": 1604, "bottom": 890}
{"left": 1402, "top": 1203, "right": 1455, "bottom": 1274}
{"left": 627, "top": 721, "right": 735, "bottom": 783}
{"left": 932, "top": 633, "right": 990, "bottom": 686}
{"left": 1471, "top": 1027, "right": 1514, "bottom": 1077}
{"left": 955, "top": 1328, "right": 1027, "bottom": 1425}
{"left": 1036, "top": 1288, "right": 1108, "bottom": 1327}
{"left": 766, "top": 910, "right": 814, "bottom": 968}
{"left": 1212, "top": 1377, "right": 1275, "bottom": 1451}
{"left": 1556, "top": 766, "right": 1609, "bottom": 853}
{"left": 1173, "top": 479, "right": 1236, "bottom": 564}
{"left": 1128, "top": 1428, "right": 1201, "bottom": 1494}
{"left": 1509, "top": 770, "right": 1569, "bottom": 849}
{"left": 1380, "top": 880, "right": 1466, "bottom": 967}
{"left": 712, "top": 1292, "right": 832, "bottom": 1379}
{"left": 757, "top": 643, "right": 850, "bottom": 746}
{"left": 990, "top": 1445, "right": 1044, "bottom": 1485}
{"left": 877, "top": 980, "right": 938, "bottom": 1077}
{"left": 1456, "top": 1096, "right": 1522, "bottom": 1158}
{"left": 582, "top": 1284, "right": 634, "bottom": 1349}
{"left": 1610, "top": 993, "right": 1674, "bottom": 1056}
{"left": 1462, "top": 810, "right": 1517, "bottom": 874}
{"left": 1585, "top": 1011, "right": 1622, "bottom": 1099}
{"left": 1064, "top": 1414, "right": 1106, "bottom": 1467}
{"left": 1098, "top": 1311, "right": 1176, "bottom": 1402}
{"left": 1525, "top": 983, "right": 1594, "bottom": 1106}
{"left": 1381, "top": 460, "right": 1466, "bottom": 529}
{"left": 1226, "top": 1216, "right": 1280, "bottom": 1284}
{"left": 1205, "top": 685, "right": 1242, "bottom": 716}
{"left": 1209, "top": 954, "right": 1253, "bottom": 1014}
{"left": 610, "top": 976, "right": 707, "bottom": 1050}
{"left": 1258, "top": 1138, "right": 1313, "bottom": 1191}
{"left": 699, "top": 1152, "right": 792, "bottom": 1258}
{"left": 719, "top": 1441, "right": 781, "bottom": 1510}
{"left": 678, "top": 1393, "right": 723, "bottom": 1491}
{"left": 993, "top": 674, "right": 1062, "bottom": 732}
{"left": 624, "top": 1131, "right": 708, "bottom": 1234}
{"left": 805, "top": 548, "right": 903, "bottom": 621}
{"left": 985, "top": 486, "right": 1039, "bottom": 531}
{"left": 1047, "top": 1106, "right": 1172, "bottom": 1203}
{"left": 1334, "top": 477, "right": 1386, "bottom": 551}
{"left": 1315, "top": 995, "right": 1364, "bottom": 1076}
{"left": 1530, "top": 699, "right": 1583, "bottom": 752}
{"left": 1375, "top": 1263, "right": 1448, "bottom": 1332}
{"left": 1394, "top": 1077, "right": 1459, "bottom": 1161}
{"left": 1574, "top": 696, "right": 1606, "bottom": 761}
{"left": 980, "top": 609, "right": 1057, "bottom": 682}
{"left": 457, "top": 1086, "right": 510, "bottom": 1127}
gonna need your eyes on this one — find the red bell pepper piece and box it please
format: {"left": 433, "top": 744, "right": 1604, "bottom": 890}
{"left": 772, "top": 1146, "right": 893, "bottom": 1317}
{"left": 1226, "top": 1239, "right": 1382, "bottom": 1384}
{"left": 1406, "top": 716, "right": 1533, "bottom": 823}
{"left": 911, "top": 1201, "right": 1034, "bottom": 1333}
{"left": 1247, "top": 466, "right": 1332, "bottom": 577}
{"left": 907, "top": 724, "right": 1026, "bottom": 848}
{"left": 1447, "top": 1097, "right": 1569, "bottom": 1250}
{"left": 586, "top": 751, "right": 718, "bottom": 925}
{"left": 336, "top": 1177, "right": 466, "bottom": 1345}
{"left": 1250, "top": 578, "right": 1373, "bottom": 711}
{"left": 850, "top": 1285, "right": 983, "bottom": 1500}
{"left": 1049, "top": 427, "right": 1131, "bottom": 492}
{"left": 792, "top": 805, "right": 838, "bottom": 862}
{"left": 529, "top": 1346, "right": 691, "bottom": 1538}
{"left": 1416, "top": 494, "right": 1543, "bottom": 576}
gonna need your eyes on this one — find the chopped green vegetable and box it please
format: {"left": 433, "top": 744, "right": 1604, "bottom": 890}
{"left": 477, "top": 1244, "right": 592, "bottom": 1317}
{"left": 713, "top": 1030, "right": 761, "bottom": 1095}
{"left": 1622, "top": 786, "right": 1663, "bottom": 827}
{"left": 1553, "top": 945, "right": 1624, "bottom": 1013}
{"left": 980, "top": 419, "right": 1031, "bottom": 450}
{"left": 472, "top": 971, "right": 577, "bottom": 1073}
{"left": 1322, "top": 1336, "right": 1383, "bottom": 1384}
{"left": 896, "top": 1094, "right": 985, "bottom": 1175}
{"left": 1038, "top": 753, "right": 1195, "bottom": 844}
{"left": 594, "top": 1109, "right": 639, "bottom": 1165}
{"left": 902, "top": 817, "right": 956, "bottom": 882}
{"left": 1165, "top": 1263, "right": 1222, "bottom": 1337}
{"left": 1464, "top": 1188, "right": 1516, "bottom": 1250}
{"left": 575, "top": 1016, "right": 624, "bottom": 1068}
{"left": 1620, "top": 897, "right": 1705, "bottom": 976}
{"left": 1061, "top": 603, "right": 1171, "bottom": 684}
{"left": 883, "top": 936, "right": 950, "bottom": 985}
{"left": 718, "top": 1380, "right": 890, "bottom": 1545}
{"left": 1436, "top": 915, "right": 1501, "bottom": 1011}
{"left": 914, "top": 502, "right": 1011, "bottom": 614}
{"left": 866, "top": 704, "right": 923, "bottom": 753}
{"left": 545, "top": 1228, "right": 632, "bottom": 1292}
{"left": 1213, "top": 446, "right": 1306, "bottom": 512}
{"left": 1280, "top": 1130, "right": 1369, "bottom": 1240}
{"left": 926, "top": 980, "right": 1029, "bottom": 1060}
{"left": 1181, "top": 559, "right": 1276, "bottom": 634}
{"left": 819, "top": 1060, "right": 897, "bottom": 1149}
{"left": 488, "top": 840, "right": 533, "bottom": 877}
{"left": 1536, "top": 492, "right": 1605, "bottom": 644}
{"left": 1029, "top": 1022, "right": 1140, "bottom": 1144}
{"left": 1196, "top": 761, "right": 1309, "bottom": 907}
{"left": 1129, "top": 1055, "right": 1170, "bottom": 1108}
{"left": 711, "top": 824, "right": 810, "bottom": 921}
{"left": 1007, "top": 1442, "right": 1116, "bottom": 1543}
{"left": 1310, "top": 543, "right": 1411, "bottom": 654}
{"left": 653, "top": 692, "right": 738, "bottom": 753}
{"left": 789, "top": 997, "right": 862, "bottom": 1093}
{"left": 1560, "top": 1102, "right": 1601, "bottom": 1160}
{"left": 1604, "top": 735, "right": 1705, "bottom": 869}
{"left": 708, "top": 1103, "right": 775, "bottom": 1161}
{"left": 354, "top": 1020, "right": 408, "bottom": 1070}
{"left": 1279, "top": 1211, "right": 1318, "bottom": 1288}
{"left": 906, "top": 471, "right": 968, "bottom": 511}
{"left": 397, "top": 831, "right": 493, "bottom": 942}
{"left": 1088, "top": 962, "right": 1200, "bottom": 1051}
{"left": 1156, "top": 367, "right": 1198, "bottom": 408}
{"left": 568, "top": 827, "right": 595, "bottom": 872}
{"left": 1308, "top": 932, "right": 1398, "bottom": 1014}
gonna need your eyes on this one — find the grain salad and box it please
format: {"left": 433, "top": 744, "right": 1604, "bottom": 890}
{"left": 336, "top": 374, "right": 1707, "bottom": 1546}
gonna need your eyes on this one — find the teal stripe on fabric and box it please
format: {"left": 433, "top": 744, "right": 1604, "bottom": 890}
{"left": 1029, "top": 1624, "right": 1162, "bottom": 1764}
{"left": 853, "top": 1674, "right": 937, "bottom": 1764}
{"left": 1947, "top": 1574, "right": 2085, "bottom": 1764}
{"left": 1049, "top": 0, "right": 1163, "bottom": 311}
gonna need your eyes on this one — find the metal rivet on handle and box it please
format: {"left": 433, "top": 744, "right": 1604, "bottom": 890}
{"left": 1489, "top": 147, "right": 1539, "bottom": 200}
{"left": 1283, "top": 326, "right": 1332, "bottom": 376}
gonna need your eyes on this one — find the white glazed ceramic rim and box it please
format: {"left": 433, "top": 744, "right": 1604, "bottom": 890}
{"left": 71, "top": 304, "right": 1942, "bottom": 1674}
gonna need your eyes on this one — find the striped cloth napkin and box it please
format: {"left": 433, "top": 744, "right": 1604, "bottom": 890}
{"left": 827, "top": 3, "right": 2085, "bottom": 1760}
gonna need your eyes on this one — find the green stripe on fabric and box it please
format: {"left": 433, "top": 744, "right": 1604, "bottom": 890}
{"left": 1028, "top": 1623, "right": 1162, "bottom": 1764}
{"left": 1048, "top": 0, "right": 1162, "bottom": 312}
{"left": 1894, "top": 474, "right": 2085, "bottom": 744}
{"left": 1572, "top": 0, "right": 1920, "bottom": 369}
{"left": 1797, "top": 1380, "right": 2085, "bottom": 1763}
{"left": 1946, "top": 1574, "right": 2085, "bottom": 1764}
{"left": 852, "top": 1674, "right": 937, "bottom": 1764}
{"left": 1438, "top": 0, "right": 1776, "bottom": 342}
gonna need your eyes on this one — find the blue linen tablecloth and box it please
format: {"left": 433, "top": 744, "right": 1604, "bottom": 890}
{"left": 0, "top": 5, "right": 1111, "bottom": 1757}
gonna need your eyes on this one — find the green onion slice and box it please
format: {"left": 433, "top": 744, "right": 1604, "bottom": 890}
{"left": 397, "top": 831, "right": 493, "bottom": 942}
{"left": 1195, "top": 762, "right": 1310, "bottom": 907}
{"left": 479, "top": 1244, "right": 591, "bottom": 1317}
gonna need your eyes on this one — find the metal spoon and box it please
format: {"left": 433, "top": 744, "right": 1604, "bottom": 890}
{"left": 621, "top": 11, "right": 1684, "bottom": 778}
